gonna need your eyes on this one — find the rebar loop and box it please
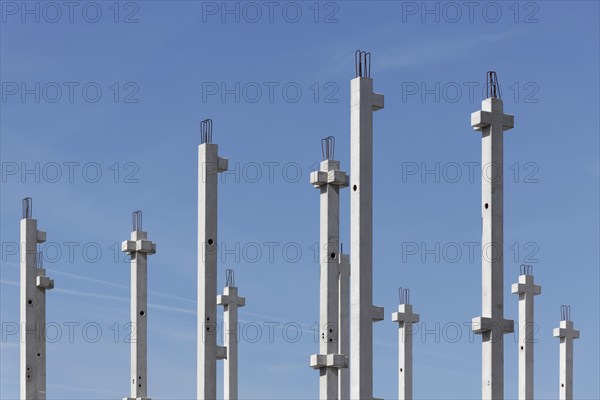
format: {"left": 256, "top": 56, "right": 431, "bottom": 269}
{"left": 520, "top": 264, "right": 534, "bottom": 276}
{"left": 355, "top": 50, "right": 371, "bottom": 78}
{"left": 398, "top": 287, "right": 410, "bottom": 305}
{"left": 36, "top": 251, "right": 43, "bottom": 269}
{"left": 486, "top": 71, "right": 501, "bottom": 99}
{"left": 226, "top": 269, "right": 235, "bottom": 287}
{"left": 132, "top": 210, "right": 143, "bottom": 232}
{"left": 22, "top": 197, "right": 32, "bottom": 219}
{"left": 200, "top": 119, "right": 213, "bottom": 144}
{"left": 321, "top": 136, "right": 335, "bottom": 161}
{"left": 560, "top": 305, "right": 571, "bottom": 321}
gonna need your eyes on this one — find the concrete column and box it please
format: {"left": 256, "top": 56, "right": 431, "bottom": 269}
{"left": 217, "top": 271, "right": 245, "bottom": 400}
{"left": 198, "top": 120, "right": 228, "bottom": 400}
{"left": 511, "top": 266, "right": 541, "bottom": 400}
{"left": 391, "top": 290, "right": 419, "bottom": 400}
{"left": 20, "top": 198, "right": 53, "bottom": 400}
{"left": 338, "top": 251, "right": 350, "bottom": 400}
{"left": 309, "top": 151, "right": 349, "bottom": 399}
{"left": 470, "top": 78, "right": 515, "bottom": 400}
{"left": 122, "top": 211, "right": 156, "bottom": 400}
{"left": 350, "top": 52, "right": 385, "bottom": 400}
{"left": 553, "top": 306, "right": 580, "bottom": 400}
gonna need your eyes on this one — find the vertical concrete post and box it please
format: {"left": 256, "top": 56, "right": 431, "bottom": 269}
{"left": 511, "top": 265, "right": 541, "bottom": 400}
{"left": 309, "top": 137, "right": 349, "bottom": 399}
{"left": 338, "top": 249, "right": 350, "bottom": 400}
{"left": 218, "top": 269, "right": 245, "bottom": 400}
{"left": 20, "top": 197, "right": 53, "bottom": 400}
{"left": 350, "top": 50, "right": 384, "bottom": 400}
{"left": 470, "top": 72, "right": 515, "bottom": 400}
{"left": 553, "top": 306, "right": 580, "bottom": 400}
{"left": 198, "top": 119, "right": 228, "bottom": 400}
{"left": 391, "top": 289, "right": 419, "bottom": 400}
{"left": 122, "top": 211, "right": 156, "bottom": 400}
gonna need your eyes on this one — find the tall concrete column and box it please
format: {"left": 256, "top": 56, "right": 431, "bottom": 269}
{"left": 309, "top": 136, "right": 349, "bottom": 399}
{"left": 217, "top": 269, "right": 245, "bottom": 400}
{"left": 391, "top": 288, "right": 419, "bottom": 400}
{"left": 511, "top": 265, "right": 541, "bottom": 400}
{"left": 20, "top": 197, "right": 53, "bottom": 400}
{"left": 470, "top": 72, "right": 515, "bottom": 400}
{"left": 553, "top": 306, "right": 580, "bottom": 400}
{"left": 338, "top": 249, "right": 350, "bottom": 400}
{"left": 198, "top": 119, "right": 228, "bottom": 400}
{"left": 350, "top": 50, "right": 385, "bottom": 400}
{"left": 122, "top": 211, "right": 156, "bottom": 400}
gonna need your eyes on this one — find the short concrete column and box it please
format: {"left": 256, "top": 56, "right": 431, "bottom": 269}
{"left": 511, "top": 265, "right": 541, "bottom": 400}
{"left": 122, "top": 210, "right": 156, "bottom": 400}
{"left": 217, "top": 269, "right": 245, "bottom": 400}
{"left": 391, "top": 289, "right": 419, "bottom": 400}
{"left": 470, "top": 72, "right": 515, "bottom": 400}
{"left": 553, "top": 305, "right": 580, "bottom": 400}
{"left": 20, "top": 197, "right": 54, "bottom": 400}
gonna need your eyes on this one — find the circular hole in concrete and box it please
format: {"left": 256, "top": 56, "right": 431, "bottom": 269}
{"left": 208, "top": 239, "right": 214, "bottom": 245}
{"left": 520, "top": 346, "right": 524, "bottom": 350}
{"left": 562, "top": 384, "right": 564, "bottom": 388}
{"left": 27, "top": 299, "right": 32, "bottom": 305}
{"left": 353, "top": 185, "right": 357, "bottom": 191}
{"left": 140, "top": 311, "right": 145, "bottom": 316}
{"left": 400, "top": 368, "right": 403, "bottom": 372}
{"left": 484, "top": 203, "right": 489, "bottom": 209}
{"left": 37, "top": 353, "right": 40, "bottom": 357}
{"left": 330, "top": 253, "right": 336, "bottom": 259}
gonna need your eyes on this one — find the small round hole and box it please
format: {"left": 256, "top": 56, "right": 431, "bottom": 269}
{"left": 37, "top": 353, "right": 40, "bottom": 357}
{"left": 206, "top": 317, "right": 210, "bottom": 321}
{"left": 561, "top": 384, "right": 564, "bottom": 388}
{"left": 330, "top": 253, "right": 336, "bottom": 259}
{"left": 353, "top": 185, "right": 357, "bottom": 191}
{"left": 484, "top": 203, "right": 489, "bottom": 209}
{"left": 140, "top": 311, "right": 145, "bottom": 316}
{"left": 206, "top": 327, "right": 210, "bottom": 331}
{"left": 207, "top": 239, "right": 214, "bottom": 245}
{"left": 329, "top": 338, "right": 333, "bottom": 342}
{"left": 400, "top": 368, "right": 403, "bottom": 372}
{"left": 27, "top": 299, "right": 32, "bottom": 305}
{"left": 520, "top": 346, "right": 524, "bottom": 350}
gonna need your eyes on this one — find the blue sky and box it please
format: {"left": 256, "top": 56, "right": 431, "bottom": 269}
{"left": 1, "top": 1, "right": 599, "bottom": 399}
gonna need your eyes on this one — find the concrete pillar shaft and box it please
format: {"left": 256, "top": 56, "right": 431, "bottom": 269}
{"left": 350, "top": 76, "right": 384, "bottom": 400}
{"left": 20, "top": 218, "right": 51, "bottom": 400}
{"left": 471, "top": 98, "right": 515, "bottom": 400}
{"left": 198, "top": 143, "right": 227, "bottom": 400}
{"left": 198, "top": 144, "right": 218, "bottom": 400}
{"left": 219, "top": 286, "right": 244, "bottom": 400}
{"left": 553, "top": 320, "right": 579, "bottom": 400}
{"left": 392, "top": 305, "right": 419, "bottom": 400}
{"left": 512, "top": 275, "right": 541, "bottom": 400}
{"left": 338, "top": 254, "right": 350, "bottom": 400}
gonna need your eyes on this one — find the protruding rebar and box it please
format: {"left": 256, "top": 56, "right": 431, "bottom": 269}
{"left": 36, "top": 251, "right": 43, "bottom": 269}
{"left": 355, "top": 50, "right": 371, "bottom": 78}
{"left": 226, "top": 269, "right": 235, "bottom": 287}
{"left": 132, "top": 210, "right": 143, "bottom": 232}
{"left": 486, "top": 71, "right": 501, "bottom": 99}
{"left": 561, "top": 305, "right": 571, "bottom": 321}
{"left": 22, "top": 197, "right": 32, "bottom": 219}
{"left": 201, "top": 119, "right": 213, "bottom": 144}
{"left": 520, "top": 264, "right": 534, "bottom": 276}
{"left": 321, "top": 136, "right": 335, "bottom": 160}
{"left": 398, "top": 287, "right": 410, "bottom": 305}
